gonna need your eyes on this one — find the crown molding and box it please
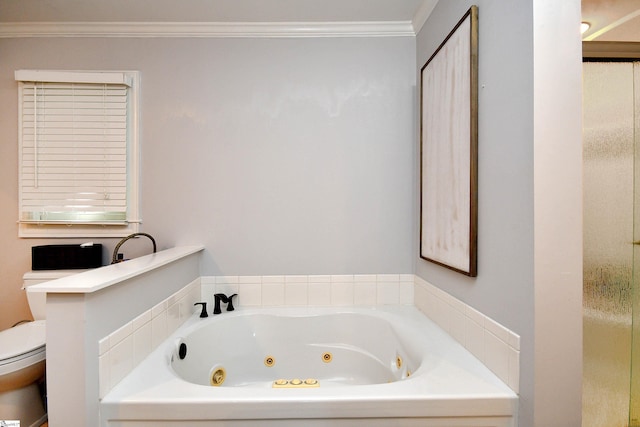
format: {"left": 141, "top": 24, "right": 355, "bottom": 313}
{"left": 412, "top": 0, "right": 439, "bottom": 34}
{"left": 0, "top": 21, "right": 416, "bottom": 38}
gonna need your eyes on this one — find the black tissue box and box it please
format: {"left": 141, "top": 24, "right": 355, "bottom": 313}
{"left": 32, "top": 244, "right": 103, "bottom": 270}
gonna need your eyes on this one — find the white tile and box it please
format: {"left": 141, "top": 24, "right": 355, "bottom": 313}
{"left": 238, "top": 276, "right": 262, "bottom": 284}
{"left": 399, "top": 282, "right": 414, "bottom": 305}
{"left": 353, "top": 281, "right": 376, "bottom": 306}
{"left": 167, "top": 291, "right": 179, "bottom": 308}
{"left": 133, "top": 321, "right": 152, "bottom": 366}
{"left": 285, "top": 275, "right": 308, "bottom": 283}
{"left": 508, "top": 331, "right": 521, "bottom": 351}
{"left": 429, "top": 283, "right": 449, "bottom": 302}
{"left": 173, "top": 282, "right": 190, "bottom": 301}
{"left": 152, "top": 300, "right": 167, "bottom": 318}
{"left": 484, "top": 331, "right": 510, "bottom": 383}
{"left": 308, "top": 275, "right": 331, "bottom": 283}
{"left": 175, "top": 281, "right": 192, "bottom": 300}
{"left": 109, "top": 335, "right": 133, "bottom": 388}
{"left": 449, "top": 307, "right": 466, "bottom": 344}
{"left": 238, "top": 282, "right": 262, "bottom": 306}
{"left": 399, "top": 274, "right": 414, "bottom": 282}
{"left": 308, "top": 282, "right": 331, "bottom": 306}
{"left": 132, "top": 310, "right": 152, "bottom": 331}
{"left": 508, "top": 347, "right": 520, "bottom": 393}
{"left": 285, "top": 282, "right": 308, "bottom": 305}
{"left": 109, "top": 321, "right": 133, "bottom": 347}
{"left": 98, "top": 352, "right": 110, "bottom": 399}
{"left": 464, "top": 316, "right": 484, "bottom": 361}
{"left": 99, "top": 336, "right": 110, "bottom": 356}
{"left": 216, "top": 276, "right": 239, "bottom": 284}
{"left": 188, "top": 284, "right": 201, "bottom": 307}
{"left": 377, "top": 282, "right": 399, "bottom": 305}
{"left": 200, "top": 283, "right": 216, "bottom": 305}
{"left": 432, "top": 298, "right": 449, "bottom": 331}
{"left": 413, "top": 275, "right": 429, "bottom": 288}
{"left": 331, "top": 281, "right": 354, "bottom": 306}
{"left": 180, "top": 292, "right": 198, "bottom": 321}
{"left": 199, "top": 276, "right": 216, "bottom": 285}
{"left": 425, "top": 291, "right": 439, "bottom": 320}
{"left": 485, "top": 316, "right": 511, "bottom": 344}
{"left": 262, "top": 275, "right": 285, "bottom": 284}
{"left": 215, "top": 283, "right": 239, "bottom": 296}
{"left": 419, "top": 286, "right": 438, "bottom": 320}
{"left": 262, "top": 282, "right": 285, "bottom": 306}
{"left": 376, "top": 274, "right": 399, "bottom": 282}
{"left": 167, "top": 302, "right": 181, "bottom": 334}
{"left": 354, "top": 274, "right": 376, "bottom": 282}
{"left": 331, "top": 275, "right": 354, "bottom": 283}
{"left": 465, "top": 305, "right": 486, "bottom": 326}
{"left": 418, "top": 278, "right": 435, "bottom": 294}
{"left": 151, "top": 311, "right": 168, "bottom": 349}
{"left": 444, "top": 293, "right": 466, "bottom": 314}
{"left": 413, "top": 284, "right": 431, "bottom": 315}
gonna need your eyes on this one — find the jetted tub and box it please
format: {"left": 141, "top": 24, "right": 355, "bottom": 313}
{"left": 172, "top": 312, "right": 417, "bottom": 388}
{"left": 100, "top": 306, "right": 518, "bottom": 427}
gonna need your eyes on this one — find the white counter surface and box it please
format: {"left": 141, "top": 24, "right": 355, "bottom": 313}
{"left": 29, "top": 245, "right": 204, "bottom": 294}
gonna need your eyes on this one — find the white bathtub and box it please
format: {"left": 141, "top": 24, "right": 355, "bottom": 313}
{"left": 100, "top": 306, "right": 518, "bottom": 427}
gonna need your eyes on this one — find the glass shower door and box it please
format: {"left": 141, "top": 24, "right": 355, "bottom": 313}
{"left": 583, "top": 60, "right": 637, "bottom": 427}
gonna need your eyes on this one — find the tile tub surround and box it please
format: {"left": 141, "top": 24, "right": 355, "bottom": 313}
{"left": 413, "top": 276, "right": 521, "bottom": 394}
{"left": 200, "top": 274, "right": 416, "bottom": 308}
{"left": 98, "top": 278, "right": 201, "bottom": 398}
{"left": 97, "top": 273, "right": 520, "bottom": 399}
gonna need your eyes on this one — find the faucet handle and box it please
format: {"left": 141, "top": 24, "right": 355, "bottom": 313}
{"left": 194, "top": 302, "right": 208, "bottom": 318}
{"left": 226, "top": 294, "right": 238, "bottom": 312}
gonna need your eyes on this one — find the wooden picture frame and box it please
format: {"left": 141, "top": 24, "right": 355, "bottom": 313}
{"left": 420, "top": 6, "right": 478, "bottom": 277}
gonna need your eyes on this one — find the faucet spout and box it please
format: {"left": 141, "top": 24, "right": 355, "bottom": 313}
{"left": 111, "top": 232, "right": 157, "bottom": 264}
{"left": 213, "top": 293, "right": 237, "bottom": 314}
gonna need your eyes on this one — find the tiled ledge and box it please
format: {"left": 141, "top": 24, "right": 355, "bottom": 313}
{"left": 200, "top": 274, "right": 415, "bottom": 308}
{"left": 413, "top": 276, "right": 520, "bottom": 394}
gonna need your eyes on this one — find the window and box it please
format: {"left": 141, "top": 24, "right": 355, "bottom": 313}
{"left": 15, "top": 70, "right": 140, "bottom": 237}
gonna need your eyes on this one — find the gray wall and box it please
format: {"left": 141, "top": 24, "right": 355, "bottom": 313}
{"left": 415, "top": 0, "right": 534, "bottom": 382}
{"left": 0, "top": 3, "right": 584, "bottom": 425}
{"left": 0, "top": 36, "right": 416, "bottom": 328}
{"left": 415, "top": 1, "right": 583, "bottom": 426}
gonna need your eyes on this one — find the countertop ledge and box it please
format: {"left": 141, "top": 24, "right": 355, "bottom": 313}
{"left": 29, "top": 245, "right": 204, "bottom": 294}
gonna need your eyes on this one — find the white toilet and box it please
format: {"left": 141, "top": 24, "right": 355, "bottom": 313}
{"left": 0, "top": 270, "right": 79, "bottom": 427}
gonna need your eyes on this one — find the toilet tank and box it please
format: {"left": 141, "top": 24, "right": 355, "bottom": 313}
{"left": 23, "top": 270, "right": 86, "bottom": 320}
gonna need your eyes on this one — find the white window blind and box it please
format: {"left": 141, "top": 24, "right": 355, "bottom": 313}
{"left": 15, "top": 70, "right": 140, "bottom": 237}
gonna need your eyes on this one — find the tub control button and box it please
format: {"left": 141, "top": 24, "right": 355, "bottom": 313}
{"left": 272, "top": 378, "right": 320, "bottom": 388}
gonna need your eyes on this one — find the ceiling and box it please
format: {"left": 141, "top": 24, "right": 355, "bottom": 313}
{"left": 0, "top": 0, "right": 637, "bottom": 42}
{"left": 0, "top": 0, "right": 428, "bottom": 23}
{"left": 582, "top": 0, "right": 640, "bottom": 42}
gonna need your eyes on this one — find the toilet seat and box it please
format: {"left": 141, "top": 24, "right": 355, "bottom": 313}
{"left": 0, "top": 320, "right": 46, "bottom": 376}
